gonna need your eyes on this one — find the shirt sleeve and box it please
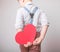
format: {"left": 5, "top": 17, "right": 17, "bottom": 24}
{"left": 39, "top": 11, "right": 49, "bottom": 26}
{"left": 15, "top": 9, "right": 24, "bottom": 29}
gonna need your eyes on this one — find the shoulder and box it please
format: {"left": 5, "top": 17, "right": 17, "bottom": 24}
{"left": 34, "top": 6, "right": 47, "bottom": 18}
{"left": 34, "top": 5, "right": 46, "bottom": 14}
{"left": 38, "top": 8, "right": 47, "bottom": 16}
{"left": 17, "top": 7, "right": 24, "bottom": 13}
{"left": 33, "top": 5, "right": 43, "bottom": 14}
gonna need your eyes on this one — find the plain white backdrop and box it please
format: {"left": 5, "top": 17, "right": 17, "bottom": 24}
{"left": 0, "top": 0, "right": 60, "bottom": 52}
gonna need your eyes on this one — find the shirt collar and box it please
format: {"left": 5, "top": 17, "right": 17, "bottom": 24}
{"left": 25, "top": 1, "right": 32, "bottom": 6}
{"left": 24, "top": 1, "right": 33, "bottom": 11}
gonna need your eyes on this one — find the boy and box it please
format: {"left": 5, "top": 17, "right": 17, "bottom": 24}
{"left": 15, "top": 0, "right": 49, "bottom": 52}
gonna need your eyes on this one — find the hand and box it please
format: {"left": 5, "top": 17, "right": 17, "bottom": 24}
{"left": 33, "top": 37, "right": 42, "bottom": 45}
{"left": 24, "top": 42, "right": 32, "bottom": 47}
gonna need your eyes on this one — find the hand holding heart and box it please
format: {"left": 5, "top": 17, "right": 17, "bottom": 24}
{"left": 24, "top": 42, "right": 32, "bottom": 47}
{"left": 15, "top": 24, "right": 36, "bottom": 45}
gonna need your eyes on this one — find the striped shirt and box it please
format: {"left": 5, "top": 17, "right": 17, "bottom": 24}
{"left": 15, "top": 2, "right": 49, "bottom": 32}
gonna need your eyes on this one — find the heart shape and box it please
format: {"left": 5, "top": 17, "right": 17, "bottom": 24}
{"left": 15, "top": 24, "right": 36, "bottom": 45}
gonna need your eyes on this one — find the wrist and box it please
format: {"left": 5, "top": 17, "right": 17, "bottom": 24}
{"left": 39, "top": 36, "right": 44, "bottom": 42}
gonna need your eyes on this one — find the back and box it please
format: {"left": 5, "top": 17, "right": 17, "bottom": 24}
{"left": 15, "top": 2, "right": 49, "bottom": 32}
{"left": 21, "top": 2, "right": 41, "bottom": 26}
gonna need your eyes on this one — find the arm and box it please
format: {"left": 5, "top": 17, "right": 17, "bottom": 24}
{"left": 15, "top": 9, "right": 32, "bottom": 47}
{"left": 15, "top": 8, "right": 24, "bottom": 33}
{"left": 39, "top": 11, "right": 49, "bottom": 42}
{"left": 33, "top": 11, "right": 49, "bottom": 45}
{"left": 33, "top": 25, "right": 48, "bottom": 45}
{"left": 39, "top": 25, "right": 48, "bottom": 42}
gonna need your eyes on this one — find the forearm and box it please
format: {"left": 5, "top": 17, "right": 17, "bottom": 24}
{"left": 39, "top": 25, "right": 48, "bottom": 42}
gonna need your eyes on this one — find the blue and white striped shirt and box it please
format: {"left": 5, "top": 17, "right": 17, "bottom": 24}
{"left": 15, "top": 2, "right": 49, "bottom": 32}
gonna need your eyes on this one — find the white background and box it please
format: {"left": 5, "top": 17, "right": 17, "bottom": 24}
{"left": 0, "top": 0, "right": 60, "bottom": 52}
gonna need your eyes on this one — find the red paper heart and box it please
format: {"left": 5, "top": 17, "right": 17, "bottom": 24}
{"left": 15, "top": 24, "right": 36, "bottom": 45}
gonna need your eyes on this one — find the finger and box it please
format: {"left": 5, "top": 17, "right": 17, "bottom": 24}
{"left": 33, "top": 41, "right": 37, "bottom": 45}
{"left": 33, "top": 43, "right": 37, "bottom": 45}
{"left": 33, "top": 39, "right": 38, "bottom": 44}
{"left": 27, "top": 42, "right": 32, "bottom": 46}
{"left": 35, "top": 40, "right": 41, "bottom": 45}
{"left": 33, "top": 40, "right": 40, "bottom": 45}
{"left": 24, "top": 44, "right": 28, "bottom": 47}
